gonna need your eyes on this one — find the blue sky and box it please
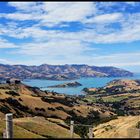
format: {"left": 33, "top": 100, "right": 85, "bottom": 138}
{"left": 0, "top": 2, "right": 140, "bottom": 72}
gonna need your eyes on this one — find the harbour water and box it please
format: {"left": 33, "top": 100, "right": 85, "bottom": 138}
{"left": 23, "top": 73, "right": 140, "bottom": 95}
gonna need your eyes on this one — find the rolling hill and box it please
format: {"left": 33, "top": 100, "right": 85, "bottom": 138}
{"left": 0, "top": 79, "right": 139, "bottom": 138}
{"left": 0, "top": 82, "right": 116, "bottom": 124}
{"left": 0, "top": 63, "right": 133, "bottom": 80}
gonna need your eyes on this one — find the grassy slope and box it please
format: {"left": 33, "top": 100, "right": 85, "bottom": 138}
{"left": 0, "top": 83, "right": 115, "bottom": 121}
{"left": 94, "top": 116, "right": 139, "bottom": 138}
{"left": 13, "top": 116, "right": 80, "bottom": 138}
{"left": 0, "top": 82, "right": 139, "bottom": 138}
{"left": 0, "top": 116, "right": 80, "bottom": 138}
{"left": 0, "top": 119, "right": 44, "bottom": 138}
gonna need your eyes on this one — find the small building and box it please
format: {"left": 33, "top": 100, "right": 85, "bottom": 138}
{"left": 6, "top": 78, "right": 21, "bottom": 84}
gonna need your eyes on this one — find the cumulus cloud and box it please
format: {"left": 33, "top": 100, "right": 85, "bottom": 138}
{"left": 0, "top": 2, "right": 140, "bottom": 68}
{"left": 84, "top": 13, "right": 123, "bottom": 24}
{"left": 13, "top": 39, "right": 95, "bottom": 56}
{"left": 6, "top": 2, "right": 96, "bottom": 24}
{"left": 8, "top": 2, "right": 42, "bottom": 13}
{"left": 0, "top": 38, "right": 18, "bottom": 48}
{"left": 1, "top": 2, "right": 140, "bottom": 44}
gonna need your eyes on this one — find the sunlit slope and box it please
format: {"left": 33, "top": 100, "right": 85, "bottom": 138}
{"left": 0, "top": 119, "right": 44, "bottom": 138}
{"left": 13, "top": 116, "right": 80, "bottom": 138}
{"left": 94, "top": 116, "right": 139, "bottom": 138}
{"left": 0, "top": 83, "right": 115, "bottom": 122}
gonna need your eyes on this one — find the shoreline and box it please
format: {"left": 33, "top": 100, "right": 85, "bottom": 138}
{"left": 22, "top": 75, "right": 140, "bottom": 95}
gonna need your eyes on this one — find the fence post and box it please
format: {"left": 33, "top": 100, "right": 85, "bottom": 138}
{"left": 89, "top": 126, "right": 93, "bottom": 139}
{"left": 70, "top": 120, "right": 74, "bottom": 138}
{"left": 3, "top": 129, "right": 6, "bottom": 138}
{"left": 6, "top": 113, "right": 13, "bottom": 138}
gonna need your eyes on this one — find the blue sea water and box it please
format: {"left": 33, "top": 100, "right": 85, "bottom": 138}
{"left": 23, "top": 73, "right": 140, "bottom": 95}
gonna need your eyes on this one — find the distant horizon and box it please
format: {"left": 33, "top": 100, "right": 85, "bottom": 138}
{"left": 0, "top": 2, "right": 140, "bottom": 73}
{"left": 0, "top": 62, "right": 140, "bottom": 73}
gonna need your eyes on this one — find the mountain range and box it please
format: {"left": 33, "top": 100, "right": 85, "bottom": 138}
{"left": 0, "top": 63, "right": 133, "bottom": 80}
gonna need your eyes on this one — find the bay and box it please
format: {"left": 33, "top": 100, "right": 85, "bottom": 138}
{"left": 23, "top": 73, "right": 140, "bottom": 95}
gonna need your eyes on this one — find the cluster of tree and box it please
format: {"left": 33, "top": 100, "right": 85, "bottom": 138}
{"left": 5, "top": 90, "right": 20, "bottom": 96}
{"left": 41, "top": 96, "right": 77, "bottom": 107}
{"left": 35, "top": 107, "right": 45, "bottom": 112}
{"left": 0, "top": 105, "right": 11, "bottom": 114}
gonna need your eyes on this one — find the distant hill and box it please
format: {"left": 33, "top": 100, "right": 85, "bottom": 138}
{"left": 0, "top": 63, "right": 133, "bottom": 80}
{"left": 83, "top": 79, "right": 140, "bottom": 116}
{"left": 84, "top": 79, "right": 140, "bottom": 94}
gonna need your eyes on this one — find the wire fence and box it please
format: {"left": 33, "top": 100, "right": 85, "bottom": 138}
{"left": 1, "top": 113, "right": 140, "bottom": 139}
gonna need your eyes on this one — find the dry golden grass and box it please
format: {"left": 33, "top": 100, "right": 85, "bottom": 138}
{"left": 14, "top": 116, "right": 80, "bottom": 138}
{"left": 94, "top": 116, "right": 139, "bottom": 138}
{"left": 47, "top": 117, "right": 67, "bottom": 124}
{"left": 0, "top": 119, "right": 44, "bottom": 138}
{"left": 0, "top": 83, "right": 115, "bottom": 121}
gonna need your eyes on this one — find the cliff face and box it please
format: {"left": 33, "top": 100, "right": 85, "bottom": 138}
{"left": 0, "top": 64, "right": 133, "bottom": 80}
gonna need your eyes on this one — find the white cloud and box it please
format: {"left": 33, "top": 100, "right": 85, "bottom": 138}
{"left": 0, "top": 1, "right": 140, "bottom": 70}
{"left": 8, "top": 2, "right": 42, "bottom": 13}
{"left": 10, "top": 46, "right": 140, "bottom": 68}
{"left": 0, "top": 38, "right": 18, "bottom": 48}
{"left": 1, "top": 16, "right": 140, "bottom": 44}
{"left": 1, "top": 1, "right": 140, "bottom": 45}
{"left": 1, "top": 12, "right": 140, "bottom": 44}
{"left": 14, "top": 39, "right": 95, "bottom": 56}
{"left": 84, "top": 13, "right": 123, "bottom": 24}
{"left": 0, "top": 13, "right": 38, "bottom": 21}
{"left": 41, "top": 2, "right": 96, "bottom": 26}
{"left": 6, "top": 2, "right": 96, "bottom": 25}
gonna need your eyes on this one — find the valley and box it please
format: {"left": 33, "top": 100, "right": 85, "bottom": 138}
{"left": 0, "top": 79, "right": 139, "bottom": 138}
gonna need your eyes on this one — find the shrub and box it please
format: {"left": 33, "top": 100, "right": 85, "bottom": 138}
{"left": 82, "top": 88, "right": 89, "bottom": 92}
{"left": 74, "top": 125, "right": 89, "bottom": 138}
{"left": 41, "top": 96, "right": 74, "bottom": 107}
{"left": 136, "top": 121, "right": 140, "bottom": 129}
{"left": 18, "top": 98, "right": 23, "bottom": 101}
{"left": 48, "top": 107, "right": 55, "bottom": 111}
{"left": 35, "top": 107, "right": 45, "bottom": 112}
{"left": 49, "top": 114, "right": 59, "bottom": 119}
{"left": 76, "top": 110, "right": 81, "bottom": 113}
{"left": 6, "top": 97, "right": 29, "bottom": 112}
{"left": 55, "top": 106, "right": 65, "bottom": 111}
{"left": 82, "top": 99, "right": 88, "bottom": 103}
{"left": 0, "top": 106, "right": 11, "bottom": 114}
{"left": 40, "top": 108, "right": 45, "bottom": 112}
{"left": 115, "top": 109, "right": 125, "bottom": 116}
{"left": 5, "top": 91, "right": 20, "bottom": 96}
{"left": 105, "top": 127, "right": 109, "bottom": 131}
